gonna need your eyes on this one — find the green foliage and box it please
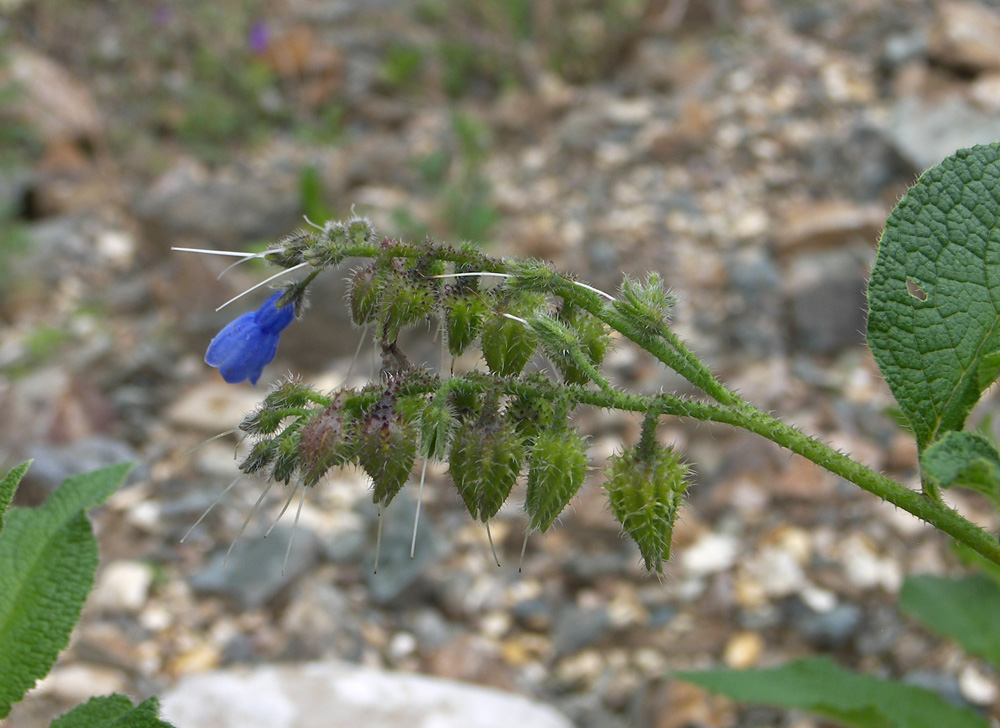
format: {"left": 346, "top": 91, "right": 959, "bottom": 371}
{"left": 0, "top": 463, "right": 174, "bottom": 728}
{"left": 50, "top": 695, "right": 173, "bottom": 728}
{"left": 868, "top": 144, "right": 1000, "bottom": 452}
{"left": 379, "top": 43, "right": 425, "bottom": 90}
{"left": 900, "top": 574, "right": 1000, "bottom": 667}
{"left": 921, "top": 431, "right": 1000, "bottom": 507}
{"left": 677, "top": 658, "right": 989, "bottom": 728}
{"left": 0, "top": 463, "right": 131, "bottom": 717}
{"left": 0, "top": 460, "right": 29, "bottom": 533}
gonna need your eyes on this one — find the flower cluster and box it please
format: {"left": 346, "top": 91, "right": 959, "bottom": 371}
{"left": 181, "top": 216, "right": 692, "bottom": 573}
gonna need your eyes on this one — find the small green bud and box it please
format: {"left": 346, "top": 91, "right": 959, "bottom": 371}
{"left": 445, "top": 290, "right": 487, "bottom": 357}
{"left": 271, "top": 429, "right": 303, "bottom": 484}
{"left": 240, "top": 437, "right": 281, "bottom": 475}
{"left": 481, "top": 314, "right": 536, "bottom": 377}
{"left": 265, "top": 230, "right": 312, "bottom": 268}
{"left": 526, "top": 427, "right": 589, "bottom": 532}
{"left": 505, "top": 389, "right": 554, "bottom": 442}
{"left": 558, "top": 305, "right": 610, "bottom": 385}
{"left": 379, "top": 271, "right": 435, "bottom": 342}
{"left": 357, "top": 388, "right": 417, "bottom": 505}
{"left": 604, "top": 442, "right": 689, "bottom": 572}
{"left": 349, "top": 265, "right": 380, "bottom": 326}
{"left": 298, "top": 392, "right": 355, "bottom": 487}
{"left": 506, "top": 260, "right": 557, "bottom": 293}
{"left": 420, "top": 394, "right": 454, "bottom": 461}
{"left": 614, "top": 273, "right": 676, "bottom": 335}
{"left": 449, "top": 413, "right": 524, "bottom": 521}
{"left": 346, "top": 215, "right": 376, "bottom": 246}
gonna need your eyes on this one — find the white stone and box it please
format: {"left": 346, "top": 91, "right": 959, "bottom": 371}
{"left": 681, "top": 533, "right": 739, "bottom": 576}
{"left": 90, "top": 560, "right": 153, "bottom": 613}
{"left": 959, "top": 664, "right": 998, "bottom": 706}
{"left": 160, "top": 661, "right": 574, "bottom": 728}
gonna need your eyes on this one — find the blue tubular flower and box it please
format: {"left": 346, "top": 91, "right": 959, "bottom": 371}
{"left": 206, "top": 291, "right": 295, "bottom": 385}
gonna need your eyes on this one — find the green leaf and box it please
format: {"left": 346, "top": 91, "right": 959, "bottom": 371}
{"left": 867, "top": 143, "right": 1000, "bottom": 449}
{"left": 0, "top": 461, "right": 31, "bottom": 532}
{"left": 50, "top": 694, "right": 176, "bottom": 728}
{"left": 921, "top": 431, "right": 1000, "bottom": 501}
{"left": 901, "top": 574, "right": 1000, "bottom": 668}
{"left": 677, "top": 657, "right": 988, "bottom": 728}
{"left": 0, "top": 463, "right": 132, "bottom": 718}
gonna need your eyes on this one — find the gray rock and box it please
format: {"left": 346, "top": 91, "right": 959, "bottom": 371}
{"left": 190, "top": 524, "right": 319, "bottom": 609}
{"left": 160, "top": 661, "right": 574, "bottom": 728}
{"left": 136, "top": 156, "right": 303, "bottom": 249}
{"left": 725, "top": 249, "right": 784, "bottom": 357}
{"left": 788, "top": 598, "right": 863, "bottom": 649}
{"left": 23, "top": 435, "right": 143, "bottom": 502}
{"left": 363, "top": 495, "right": 440, "bottom": 605}
{"left": 903, "top": 669, "right": 968, "bottom": 709}
{"left": 888, "top": 96, "right": 1000, "bottom": 172}
{"left": 784, "top": 250, "right": 870, "bottom": 355}
{"left": 553, "top": 605, "right": 613, "bottom": 656}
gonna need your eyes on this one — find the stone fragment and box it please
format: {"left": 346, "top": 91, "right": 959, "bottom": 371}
{"left": 927, "top": 2, "right": 1000, "bottom": 73}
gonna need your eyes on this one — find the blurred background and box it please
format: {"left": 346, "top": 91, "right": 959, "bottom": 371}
{"left": 2, "top": 0, "right": 1000, "bottom": 726}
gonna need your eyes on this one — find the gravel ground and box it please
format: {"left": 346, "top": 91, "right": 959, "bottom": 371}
{"left": 3, "top": 1, "right": 1000, "bottom": 726}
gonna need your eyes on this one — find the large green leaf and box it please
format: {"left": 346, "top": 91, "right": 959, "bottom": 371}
{"left": 677, "top": 658, "right": 988, "bottom": 728}
{"left": 0, "top": 463, "right": 132, "bottom": 718}
{"left": 50, "top": 694, "right": 175, "bottom": 728}
{"left": 867, "top": 143, "right": 1000, "bottom": 450}
{"left": 0, "top": 461, "right": 30, "bottom": 533}
{"left": 901, "top": 574, "right": 1000, "bottom": 668}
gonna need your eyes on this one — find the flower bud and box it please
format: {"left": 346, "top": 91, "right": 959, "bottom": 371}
{"left": 557, "top": 305, "right": 610, "bottom": 386}
{"left": 614, "top": 273, "right": 676, "bottom": 335}
{"left": 271, "top": 430, "right": 302, "bottom": 484}
{"left": 240, "top": 437, "right": 281, "bottom": 475}
{"left": 298, "top": 392, "right": 355, "bottom": 487}
{"left": 379, "top": 271, "right": 434, "bottom": 343}
{"left": 604, "top": 442, "right": 689, "bottom": 572}
{"left": 449, "top": 413, "right": 524, "bottom": 521}
{"left": 445, "top": 290, "right": 487, "bottom": 357}
{"left": 481, "top": 314, "right": 536, "bottom": 377}
{"left": 348, "top": 265, "right": 380, "bottom": 327}
{"left": 420, "top": 394, "right": 453, "bottom": 461}
{"left": 357, "top": 388, "right": 417, "bottom": 505}
{"left": 526, "top": 427, "right": 588, "bottom": 532}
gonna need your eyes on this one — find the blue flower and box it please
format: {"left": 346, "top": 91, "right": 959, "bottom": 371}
{"left": 206, "top": 291, "right": 295, "bottom": 385}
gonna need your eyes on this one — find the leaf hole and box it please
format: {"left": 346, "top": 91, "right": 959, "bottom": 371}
{"left": 906, "top": 279, "right": 928, "bottom": 302}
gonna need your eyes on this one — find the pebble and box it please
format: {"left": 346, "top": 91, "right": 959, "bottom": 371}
{"left": 90, "top": 560, "right": 154, "bottom": 613}
{"left": 958, "top": 664, "right": 999, "bottom": 706}
{"left": 927, "top": 1, "right": 1000, "bottom": 73}
{"left": 722, "top": 631, "right": 765, "bottom": 669}
{"left": 680, "top": 533, "right": 739, "bottom": 576}
{"left": 166, "top": 662, "right": 574, "bottom": 728}
{"left": 33, "top": 664, "right": 129, "bottom": 704}
{"left": 189, "top": 524, "right": 319, "bottom": 609}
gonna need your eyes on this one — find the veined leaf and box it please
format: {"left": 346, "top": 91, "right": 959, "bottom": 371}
{"left": 901, "top": 574, "right": 1000, "bottom": 669}
{"left": 0, "top": 461, "right": 30, "bottom": 532}
{"left": 920, "top": 430, "right": 1000, "bottom": 502}
{"left": 867, "top": 143, "right": 1000, "bottom": 449}
{"left": 50, "top": 694, "right": 176, "bottom": 728}
{"left": 677, "top": 657, "right": 988, "bottom": 728}
{"left": 0, "top": 463, "right": 132, "bottom": 718}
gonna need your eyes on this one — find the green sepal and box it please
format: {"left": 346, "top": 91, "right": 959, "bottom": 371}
{"left": 445, "top": 292, "right": 487, "bottom": 357}
{"left": 605, "top": 443, "right": 689, "bottom": 572}
{"left": 348, "top": 265, "right": 380, "bottom": 327}
{"left": 449, "top": 415, "right": 524, "bottom": 521}
{"left": 420, "top": 394, "right": 454, "bottom": 461}
{"left": 526, "top": 427, "right": 589, "bottom": 532}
